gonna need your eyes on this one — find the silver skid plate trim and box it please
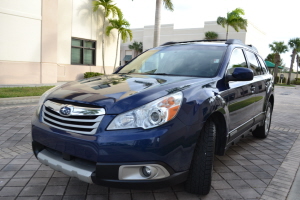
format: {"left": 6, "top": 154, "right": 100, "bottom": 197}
{"left": 37, "top": 149, "right": 95, "bottom": 184}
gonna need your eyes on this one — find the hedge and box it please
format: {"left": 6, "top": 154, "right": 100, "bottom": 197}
{"left": 84, "top": 72, "right": 103, "bottom": 78}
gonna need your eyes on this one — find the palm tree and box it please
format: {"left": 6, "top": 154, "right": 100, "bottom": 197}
{"left": 296, "top": 54, "right": 299, "bottom": 80}
{"left": 269, "top": 41, "right": 288, "bottom": 83}
{"left": 129, "top": 41, "right": 143, "bottom": 57}
{"left": 265, "top": 53, "right": 285, "bottom": 68}
{"left": 153, "top": 0, "right": 174, "bottom": 47}
{"left": 131, "top": 0, "right": 174, "bottom": 47}
{"left": 204, "top": 31, "right": 218, "bottom": 40}
{"left": 93, "top": 0, "right": 121, "bottom": 75}
{"left": 217, "top": 8, "right": 247, "bottom": 40}
{"left": 106, "top": 14, "right": 133, "bottom": 71}
{"left": 287, "top": 38, "right": 300, "bottom": 84}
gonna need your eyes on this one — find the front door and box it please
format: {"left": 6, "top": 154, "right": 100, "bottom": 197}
{"left": 226, "top": 48, "right": 256, "bottom": 140}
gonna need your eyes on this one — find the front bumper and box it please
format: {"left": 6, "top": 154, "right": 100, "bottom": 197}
{"left": 31, "top": 112, "right": 200, "bottom": 189}
{"left": 33, "top": 141, "right": 188, "bottom": 189}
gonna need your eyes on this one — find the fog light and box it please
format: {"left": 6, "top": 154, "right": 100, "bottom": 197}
{"left": 142, "top": 166, "right": 151, "bottom": 177}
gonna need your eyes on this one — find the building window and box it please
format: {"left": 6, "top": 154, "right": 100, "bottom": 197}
{"left": 71, "top": 38, "right": 96, "bottom": 65}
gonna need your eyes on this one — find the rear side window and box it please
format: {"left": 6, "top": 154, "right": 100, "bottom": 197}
{"left": 227, "top": 48, "right": 248, "bottom": 75}
{"left": 245, "top": 51, "right": 262, "bottom": 76}
{"left": 257, "top": 56, "right": 268, "bottom": 74}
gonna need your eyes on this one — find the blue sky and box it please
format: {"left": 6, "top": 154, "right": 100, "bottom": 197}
{"left": 114, "top": 0, "right": 299, "bottom": 69}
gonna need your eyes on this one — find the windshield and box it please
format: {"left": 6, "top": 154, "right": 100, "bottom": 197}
{"left": 118, "top": 45, "right": 226, "bottom": 77}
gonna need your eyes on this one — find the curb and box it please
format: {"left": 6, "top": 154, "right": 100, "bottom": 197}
{"left": 0, "top": 96, "right": 40, "bottom": 106}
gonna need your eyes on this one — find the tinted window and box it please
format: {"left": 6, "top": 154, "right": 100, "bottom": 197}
{"left": 257, "top": 56, "right": 268, "bottom": 74}
{"left": 71, "top": 38, "right": 96, "bottom": 65}
{"left": 227, "top": 48, "right": 247, "bottom": 75}
{"left": 245, "top": 51, "right": 261, "bottom": 76}
{"left": 118, "top": 45, "right": 226, "bottom": 77}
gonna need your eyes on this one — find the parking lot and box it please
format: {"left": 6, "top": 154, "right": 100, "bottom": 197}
{"left": 0, "top": 86, "right": 299, "bottom": 200}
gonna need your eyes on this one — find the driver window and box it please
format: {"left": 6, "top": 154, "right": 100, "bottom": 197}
{"left": 227, "top": 48, "right": 247, "bottom": 75}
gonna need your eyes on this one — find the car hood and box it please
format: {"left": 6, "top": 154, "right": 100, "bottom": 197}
{"left": 47, "top": 74, "right": 212, "bottom": 114}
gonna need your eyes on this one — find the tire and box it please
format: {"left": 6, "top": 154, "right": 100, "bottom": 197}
{"left": 252, "top": 102, "right": 272, "bottom": 138}
{"left": 185, "top": 120, "right": 216, "bottom": 195}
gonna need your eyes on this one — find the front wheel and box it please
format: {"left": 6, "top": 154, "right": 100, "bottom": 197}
{"left": 252, "top": 102, "right": 272, "bottom": 138}
{"left": 185, "top": 120, "right": 216, "bottom": 195}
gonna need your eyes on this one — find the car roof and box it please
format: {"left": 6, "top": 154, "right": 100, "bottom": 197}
{"left": 160, "top": 39, "right": 258, "bottom": 53}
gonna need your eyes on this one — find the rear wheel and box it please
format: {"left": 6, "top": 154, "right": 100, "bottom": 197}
{"left": 185, "top": 120, "right": 216, "bottom": 195}
{"left": 252, "top": 102, "right": 272, "bottom": 138}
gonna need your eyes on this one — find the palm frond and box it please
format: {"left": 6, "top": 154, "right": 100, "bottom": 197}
{"left": 106, "top": 26, "right": 115, "bottom": 36}
{"left": 129, "top": 41, "right": 143, "bottom": 53}
{"left": 163, "top": 0, "right": 174, "bottom": 11}
{"left": 120, "top": 29, "right": 133, "bottom": 43}
{"left": 217, "top": 17, "right": 227, "bottom": 28}
{"left": 217, "top": 8, "right": 247, "bottom": 35}
{"left": 288, "top": 38, "right": 300, "bottom": 52}
{"left": 269, "top": 41, "right": 288, "bottom": 54}
{"left": 106, "top": 15, "right": 132, "bottom": 43}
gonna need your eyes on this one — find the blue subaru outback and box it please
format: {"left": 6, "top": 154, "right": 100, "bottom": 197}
{"left": 31, "top": 39, "right": 274, "bottom": 195}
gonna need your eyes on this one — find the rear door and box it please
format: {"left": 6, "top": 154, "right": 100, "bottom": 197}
{"left": 226, "top": 48, "right": 256, "bottom": 139}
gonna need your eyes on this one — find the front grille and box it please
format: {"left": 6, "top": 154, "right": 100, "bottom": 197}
{"left": 42, "top": 100, "right": 105, "bottom": 135}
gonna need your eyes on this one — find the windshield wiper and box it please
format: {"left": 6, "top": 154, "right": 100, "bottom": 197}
{"left": 118, "top": 69, "right": 136, "bottom": 74}
{"left": 147, "top": 73, "right": 181, "bottom": 76}
{"left": 144, "top": 69, "right": 157, "bottom": 74}
{"left": 153, "top": 73, "right": 168, "bottom": 75}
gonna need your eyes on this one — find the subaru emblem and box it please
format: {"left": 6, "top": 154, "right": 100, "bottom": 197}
{"left": 59, "top": 106, "right": 72, "bottom": 116}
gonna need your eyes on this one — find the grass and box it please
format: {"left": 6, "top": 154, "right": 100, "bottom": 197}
{"left": 275, "top": 84, "right": 295, "bottom": 87}
{"left": 0, "top": 86, "right": 54, "bottom": 98}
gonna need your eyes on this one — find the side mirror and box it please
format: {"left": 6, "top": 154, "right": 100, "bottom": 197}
{"left": 227, "top": 67, "right": 253, "bottom": 82}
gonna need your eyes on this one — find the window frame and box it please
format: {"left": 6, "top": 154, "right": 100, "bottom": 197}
{"left": 71, "top": 37, "right": 96, "bottom": 66}
{"left": 226, "top": 47, "right": 249, "bottom": 76}
{"left": 256, "top": 55, "right": 269, "bottom": 75}
{"left": 243, "top": 50, "right": 263, "bottom": 76}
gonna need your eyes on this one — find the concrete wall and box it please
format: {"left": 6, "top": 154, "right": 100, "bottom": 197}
{"left": 41, "top": 0, "right": 58, "bottom": 84}
{"left": 0, "top": 0, "right": 119, "bottom": 85}
{"left": 57, "top": 0, "right": 119, "bottom": 81}
{"left": 0, "top": 0, "right": 42, "bottom": 84}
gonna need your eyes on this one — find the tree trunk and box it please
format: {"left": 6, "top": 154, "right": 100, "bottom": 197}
{"left": 297, "top": 54, "right": 299, "bottom": 80}
{"left": 113, "top": 32, "right": 120, "bottom": 71}
{"left": 101, "top": 12, "right": 106, "bottom": 75}
{"left": 226, "top": 25, "right": 229, "bottom": 40}
{"left": 274, "top": 53, "right": 280, "bottom": 84}
{"left": 153, "top": 0, "right": 162, "bottom": 47}
{"left": 287, "top": 49, "right": 296, "bottom": 85}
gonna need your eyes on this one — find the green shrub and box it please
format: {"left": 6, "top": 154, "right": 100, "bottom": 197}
{"left": 275, "top": 76, "right": 286, "bottom": 84}
{"left": 204, "top": 31, "right": 218, "bottom": 40}
{"left": 84, "top": 72, "right": 103, "bottom": 78}
{"left": 292, "top": 79, "right": 300, "bottom": 85}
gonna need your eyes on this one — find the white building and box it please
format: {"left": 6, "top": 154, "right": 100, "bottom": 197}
{"left": 121, "top": 22, "right": 267, "bottom": 66}
{"left": 0, "top": 0, "right": 119, "bottom": 85}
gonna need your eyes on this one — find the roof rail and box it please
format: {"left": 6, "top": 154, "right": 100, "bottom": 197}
{"left": 160, "top": 39, "right": 247, "bottom": 46}
{"left": 225, "top": 39, "right": 244, "bottom": 45}
{"left": 160, "top": 39, "right": 226, "bottom": 46}
{"left": 247, "top": 44, "right": 258, "bottom": 53}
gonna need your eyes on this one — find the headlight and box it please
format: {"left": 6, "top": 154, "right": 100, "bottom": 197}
{"left": 107, "top": 92, "right": 183, "bottom": 130}
{"left": 36, "top": 85, "right": 61, "bottom": 115}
